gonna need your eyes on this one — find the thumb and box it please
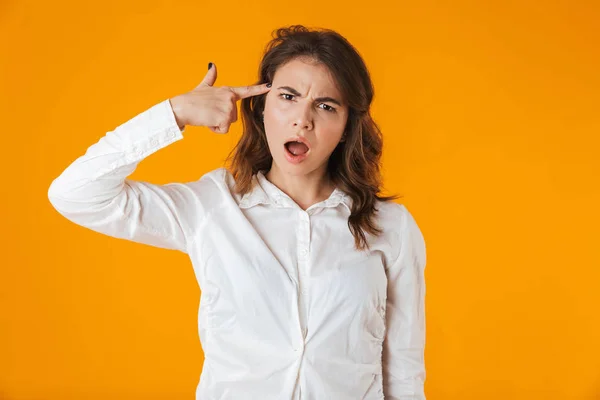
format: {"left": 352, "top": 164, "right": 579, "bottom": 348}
{"left": 195, "top": 62, "right": 218, "bottom": 89}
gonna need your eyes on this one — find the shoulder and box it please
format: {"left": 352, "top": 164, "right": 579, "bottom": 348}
{"left": 194, "top": 166, "right": 236, "bottom": 189}
{"left": 183, "top": 167, "right": 236, "bottom": 212}
{"left": 193, "top": 166, "right": 249, "bottom": 205}
{"left": 375, "top": 200, "right": 426, "bottom": 266}
{"left": 188, "top": 166, "right": 226, "bottom": 192}
{"left": 374, "top": 200, "right": 410, "bottom": 236}
{"left": 196, "top": 166, "right": 229, "bottom": 182}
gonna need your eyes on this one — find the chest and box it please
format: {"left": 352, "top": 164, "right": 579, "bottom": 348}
{"left": 189, "top": 205, "right": 389, "bottom": 319}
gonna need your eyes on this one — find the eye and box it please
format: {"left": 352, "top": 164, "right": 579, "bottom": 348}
{"left": 280, "top": 93, "right": 294, "bottom": 101}
{"left": 319, "top": 103, "right": 336, "bottom": 113}
{"left": 279, "top": 93, "right": 337, "bottom": 113}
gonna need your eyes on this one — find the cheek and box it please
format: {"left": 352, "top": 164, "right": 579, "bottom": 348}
{"left": 263, "top": 110, "right": 290, "bottom": 146}
{"left": 265, "top": 94, "right": 298, "bottom": 123}
{"left": 318, "top": 120, "right": 346, "bottom": 145}
{"left": 265, "top": 102, "right": 287, "bottom": 125}
{"left": 262, "top": 114, "right": 284, "bottom": 152}
{"left": 319, "top": 132, "right": 344, "bottom": 153}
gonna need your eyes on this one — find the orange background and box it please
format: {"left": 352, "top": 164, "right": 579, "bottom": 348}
{"left": 2, "top": 0, "right": 599, "bottom": 399}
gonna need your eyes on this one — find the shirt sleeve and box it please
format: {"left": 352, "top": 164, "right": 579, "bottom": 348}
{"left": 47, "top": 98, "right": 202, "bottom": 254}
{"left": 382, "top": 204, "right": 427, "bottom": 399}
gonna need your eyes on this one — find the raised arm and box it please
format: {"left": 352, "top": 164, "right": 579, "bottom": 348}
{"left": 47, "top": 63, "right": 271, "bottom": 253}
{"left": 48, "top": 99, "right": 198, "bottom": 253}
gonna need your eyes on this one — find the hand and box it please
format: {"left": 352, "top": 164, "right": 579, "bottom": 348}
{"left": 169, "top": 62, "right": 271, "bottom": 134}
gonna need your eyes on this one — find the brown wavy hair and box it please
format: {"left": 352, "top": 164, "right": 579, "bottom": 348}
{"left": 224, "top": 24, "right": 402, "bottom": 252}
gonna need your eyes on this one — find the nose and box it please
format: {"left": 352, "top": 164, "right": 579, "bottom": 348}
{"left": 292, "top": 106, "right": 313, "bottom": 130}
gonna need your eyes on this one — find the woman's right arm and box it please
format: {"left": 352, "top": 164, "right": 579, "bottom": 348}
{"left": 47, "top": 63, "right": 271, "bottom": 253}
{"left": 48, "top": 98, "right": 201, "bottom": 253}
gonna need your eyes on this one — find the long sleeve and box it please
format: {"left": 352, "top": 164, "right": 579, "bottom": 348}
{"left": 47, "top": 98, "right": 203, "bottom": 254}
{"left": 382, "top": 205, "right": 427, "bottom": 399}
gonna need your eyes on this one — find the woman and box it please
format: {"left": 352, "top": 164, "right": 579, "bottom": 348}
{"left": 48, "top": 25, "right": 427, "bottom": 400}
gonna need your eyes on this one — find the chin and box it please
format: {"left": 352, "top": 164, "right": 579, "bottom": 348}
{"left": 274, "top": 157, "right": 310, "bottom": 173}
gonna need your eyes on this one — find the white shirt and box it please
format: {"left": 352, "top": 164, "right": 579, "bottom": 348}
{"left": 47, "top": 98, "right": 427, "bottom": 399}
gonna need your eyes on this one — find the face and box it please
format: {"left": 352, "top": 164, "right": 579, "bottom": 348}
{"left": 262, "top": 58, "right": 349, "bottom": 177}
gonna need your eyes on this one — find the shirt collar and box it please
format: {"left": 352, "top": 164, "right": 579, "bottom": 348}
{"left": 238, "top": 170, "right": 351, "bottom": 211}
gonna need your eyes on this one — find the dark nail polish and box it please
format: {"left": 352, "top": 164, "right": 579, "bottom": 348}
{"left": 266, "top": 82, "right": 272, "bottom": 88}
{"left": 208, "top": 62, "right": 213, "bottom": 70}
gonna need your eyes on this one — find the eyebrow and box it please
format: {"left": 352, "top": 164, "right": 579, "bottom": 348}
{"left": 277, "top": 86, "right": 343, "bottom": 107}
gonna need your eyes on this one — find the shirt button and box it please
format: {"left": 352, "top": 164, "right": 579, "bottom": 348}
{"left": 300, "top": 249, "right": 308, "bottom": 256}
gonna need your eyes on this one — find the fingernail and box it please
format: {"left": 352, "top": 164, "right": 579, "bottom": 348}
{"left": 208, "top": 62, "right": 213, "bottom": 70}
{"left": 266, "top": 82, "right": 272, "bottom": 88}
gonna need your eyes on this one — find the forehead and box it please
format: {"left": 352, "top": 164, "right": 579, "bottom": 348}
{"left": 273, "top": 58, "right": 343, "bottom": 100}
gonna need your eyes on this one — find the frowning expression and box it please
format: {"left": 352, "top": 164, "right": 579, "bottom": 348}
{"left": 262, "top": 57, "right": 349, "bottom": 174}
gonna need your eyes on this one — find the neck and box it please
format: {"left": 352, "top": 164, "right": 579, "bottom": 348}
{"left": 265, "top": 162, "right": 335, "bottom": 211}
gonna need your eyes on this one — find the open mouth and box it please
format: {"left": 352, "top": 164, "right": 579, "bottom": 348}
{"left": 284, "top": 140, "right": 310, "bottom": 156}
{"left": 283, "top": 140, "right": 310, "bottom": 162}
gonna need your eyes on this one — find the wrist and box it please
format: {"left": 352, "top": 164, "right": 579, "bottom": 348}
{"left": 169, "top": 96, "right": 187, "bottom": 130}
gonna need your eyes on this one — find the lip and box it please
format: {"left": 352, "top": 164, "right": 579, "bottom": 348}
{"left": 283, "top": 141, "right": 310, "bottom": 164}
{"left": 284, "top": 135, "right": 311, "bottom": 150}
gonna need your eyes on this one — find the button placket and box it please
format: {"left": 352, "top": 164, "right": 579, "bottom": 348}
{"left": 296, "top": 210, "right": 311, "bottom": 349}
{"left": 298, "top": 211, "right": 310, "bottom": 293}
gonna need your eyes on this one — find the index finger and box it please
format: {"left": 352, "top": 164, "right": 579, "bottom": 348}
{"left": 230, "top": 83, "right": 272, "bottom": 99}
